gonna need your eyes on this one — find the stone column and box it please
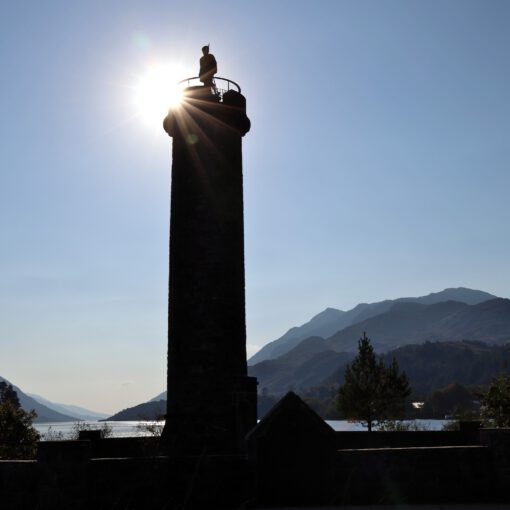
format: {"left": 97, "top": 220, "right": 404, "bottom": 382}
{"left": 161, "top": 85, "right": 257, "bottom": 455}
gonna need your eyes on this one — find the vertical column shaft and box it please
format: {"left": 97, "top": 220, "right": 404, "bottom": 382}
{"left": 162, "top": 87, "right": 256, "bottom": 454}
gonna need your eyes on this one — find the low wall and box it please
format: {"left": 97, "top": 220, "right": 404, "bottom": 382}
{"left": 334, "top": 429, "right": 480, "bottom": 449}
{"left": 480, "top": 428, "right": 510, "bottom": 500}
{"left": 0, "top": 460, "right": 37, "bottom": 509}
{"left": 334, "top": 445, "right": 491, "bottom": 504}
{"left": 1, "top": 430, "right": 510, "bottom": 509}
{"left": 88, "top": 436, "right": 160, "bottom": 458}
{"left": 89, "top": 454, "right": 252, "bottom": 510}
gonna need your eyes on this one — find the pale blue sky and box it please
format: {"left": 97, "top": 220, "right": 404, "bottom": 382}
{"left": 1, "top": 0, "right": 509, "bottom": 412}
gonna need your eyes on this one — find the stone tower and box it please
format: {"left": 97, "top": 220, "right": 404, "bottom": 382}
{"left": 161, "top": 79, "right": 257, "bottom": 455}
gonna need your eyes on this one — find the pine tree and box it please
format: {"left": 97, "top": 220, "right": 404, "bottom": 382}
{"left": 337, "top": 333, "right": 411, "bottom": 431}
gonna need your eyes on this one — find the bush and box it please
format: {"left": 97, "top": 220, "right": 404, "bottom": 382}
{"left": 378, "top": 420, "right": 430, "bottom": 431}
{"left": 136, "top": 420, "right": 164, "bottom": 437}
{"left": 69, "top": 421, "right": 113, "bottom": 440}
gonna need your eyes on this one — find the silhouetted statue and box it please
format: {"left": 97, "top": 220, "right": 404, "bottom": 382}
{"left": 199, "top": 45, "right": 217, "bottom": 87}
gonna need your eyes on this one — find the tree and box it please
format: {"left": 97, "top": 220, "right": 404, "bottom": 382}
{"left": 337, "top": 332, "right": 411, "bottom": 431}
{"left": 479, "top": 374, "right": 510, "bottom": 427}
{"left": 0, "top": 381, "right": 20, "bottom": 407}
{"left": 0, "top": 382, "right": 40, "bottom": 459}
{"left": 421, "top": 382, "right": 478, "bottom": 419}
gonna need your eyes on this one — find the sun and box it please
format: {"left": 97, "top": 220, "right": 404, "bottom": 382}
{"left": 133, "top": 64, "right": 184, "bottom": 128}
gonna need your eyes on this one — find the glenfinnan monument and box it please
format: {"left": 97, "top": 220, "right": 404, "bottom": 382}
{"left": 161, "top": 48, "right": 257, "bottom": 455}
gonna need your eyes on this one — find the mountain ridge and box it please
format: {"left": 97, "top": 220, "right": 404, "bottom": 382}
{"left": 248, "top": 297, "right": 510, "bottom": 394}
{"left": 105, "top": 400, "right": 166, "bottom": 421}
{"left": 27, "top": 393, "right": 109, "bottom": 421}
{"left": 106, "top": 339, "right": 510, "bottom": 420}
{"left": 248, "top": 287, "right": 497, "bottom": 365}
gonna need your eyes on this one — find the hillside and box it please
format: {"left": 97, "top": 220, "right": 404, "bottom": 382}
{"left": 248, "top": 298, "right": 510, "bottom": 393}
{"left": 326, "top": 300, "right": 468, "bottom": 353}
{"left": 327, "top": 298, "right": 510, "bottom": 353}
{"left": 249, "top": 287, "right": 497, "bottom": 364}
{"left": 105, "top": 400, "right": 166, "bottom": 421}
{"left": 0, "top": 376, "right": 76, "bottom": 422}
{"left": 150, "top": 391, "right": 167, "bottom": 402}
{"left": 321, "top": 340, "right": 510, "bottom": 397}
{"left": 385, "top": 340, "right": 510, "bottom": 394}
{"left": 248, "top": 308, "right": 349, "bottom": 364}
{"left": 27, "top": 393, "right": 109, "bottom": 421}
{"left": 249, "top": 337, "right": 354, "bottom": 394}
{"left": 111, "top": 341, "right": 510, "bottom": 419}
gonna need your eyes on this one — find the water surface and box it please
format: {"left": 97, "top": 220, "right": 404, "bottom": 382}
{"left": 35, "top": 419, "right": 449, "bottom": 439}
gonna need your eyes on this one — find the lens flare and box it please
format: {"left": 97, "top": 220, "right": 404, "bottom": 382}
{"left": 133, "top": 33, "right": 151, "bottom": 50}
{"left": 134, "top": 64, "right": 184, "bottom": 127}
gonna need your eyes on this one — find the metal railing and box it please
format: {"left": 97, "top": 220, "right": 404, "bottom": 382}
{"left": 177, "top": 77, "right": 241, "bottom": 101}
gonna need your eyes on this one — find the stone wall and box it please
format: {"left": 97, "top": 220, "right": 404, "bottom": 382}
{"left": 335, "top": 445, "right": 491, "bottom": 504}
{"left": 480, "top": 428, "right": 510, "bottom": 500}
{"left": 1, "top": 430, "right": 510, "bottom": 509}
{"left": 0, "top": 460, "right": 37, "bottom": 509}
{"left": 334, "top": 428, "right": 480, "bottom": 450}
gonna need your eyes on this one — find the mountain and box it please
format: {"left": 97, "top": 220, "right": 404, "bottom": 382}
{"left": 436, "top": 298, "right": 510, "bottom": 342}
{"left": 248, "top": 298, "right": 510, "bottom": 394}
{"left": 249, "top": 336, "right": 354, "bottom": 394}
{"left": 135, "top": 289, "right": 502, "bottom": 400}
{"left": 248, "top": 288, "right": 497, "bottom": 364}
{"left": 326, "top": 300, "right": 469, "bottom": 353}
{"left": 27, "top": 393, "right": 109, "bottom": 421}
{"left": 327, "top": 298, "right": 510, "bottom": 353}
{"left": 150, "top": 391, "right": 167, "bottom": 402}
{"left": 105, "top": 400, "right": 166, "bottom": 421}
{"left": 248, "top": 308, "right": 348, "bottom": 365}
{"left": 0, "top": 376, "right": 76, "bottom": 422}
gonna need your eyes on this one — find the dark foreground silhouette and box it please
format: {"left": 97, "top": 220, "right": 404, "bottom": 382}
{"left": 2, "top": 393, "right": 510, "bottom": 509}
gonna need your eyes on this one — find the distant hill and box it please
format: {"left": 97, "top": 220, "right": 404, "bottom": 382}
{"left": 27, "top": 393, "right": 109, "bottom": 421}
{"left": 249, "top": 288, "right": 497, "bottom": 364}
{"left": 325, "top": 298, "right": 510, "bottom": 353}
{"left": 105, "top": 400, "right": 166, "bottom": 421}
{"left": 150, "top": 391, "right": 167, "bottom": 402}
{"left": 385, "top": 340, "right": 510, "bottom": 394}
{"left": 249, "top": 337, "right": 355, "bottom": 395}
{"left": 249, "top": 308, "right": 348, "bottom": 365}
{"left": 249, "top": 298, "right": 510, "bottom": 394}
{"left": 0, "top": 376, "right": 76, "bottom": 422}
{"left": 324, "top": 340, "right": 510, "bottom": 398}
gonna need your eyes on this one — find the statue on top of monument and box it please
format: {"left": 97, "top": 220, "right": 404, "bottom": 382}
{"left": 199, "top": 45, "right": 217, "bottom": 87}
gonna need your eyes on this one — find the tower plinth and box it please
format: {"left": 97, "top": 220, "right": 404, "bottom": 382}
{"left": 161, "top": 80, "right": 257, "bottom": 455}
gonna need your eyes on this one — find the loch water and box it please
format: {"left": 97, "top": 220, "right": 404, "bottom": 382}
{"left": 34, "top": 419, "right": 450, "bottom": 439}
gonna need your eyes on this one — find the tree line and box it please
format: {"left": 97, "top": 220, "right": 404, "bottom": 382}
{"left": 259, "top": 333, "right": 510, "bottom": 430}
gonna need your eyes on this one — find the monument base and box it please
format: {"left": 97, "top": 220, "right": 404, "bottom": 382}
{"left": 161, "top": 375, "right": 257, "bottom": 455}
